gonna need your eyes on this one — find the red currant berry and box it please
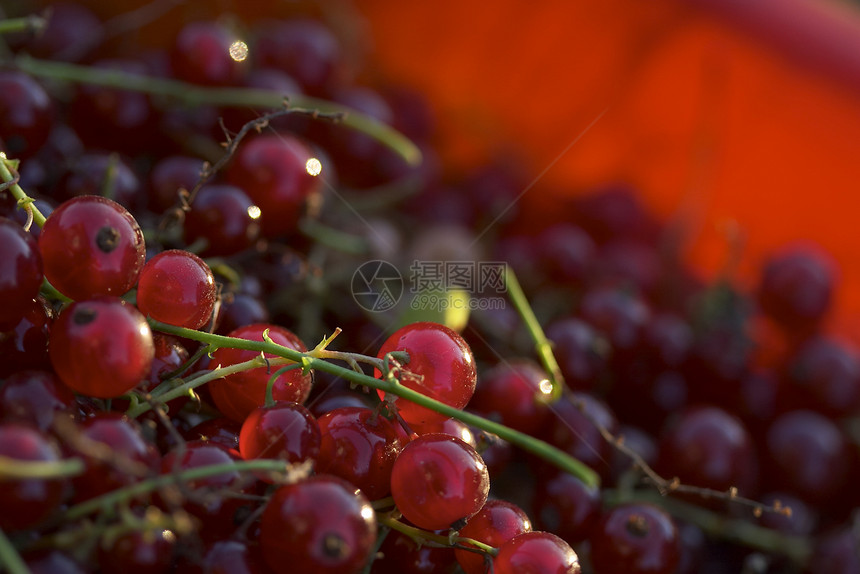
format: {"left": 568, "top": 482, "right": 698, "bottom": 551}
{"left": 759, "top": 242, "right": 835, "bottom": 332}
{"left": 0, "top": 296, "right": 52, "bottom": 378}
{"left": 390, "top": 433, "right": 489, "bottom": 530}
{"left": 225, "top": 134, "right": 320, "bottom": 239}
{"left": 456, "top": 500, "right": 532, "bottom": 574}
{"left": 533, "top": 471, "right": 602, "bottom": 544}
{"left": 255, "top": 19, "right": 341, "bottom": 94}
{"left": 657, "top": 405, "right": 758, "bottom": 497}
{"left": 315, "top": 407, "right": 403, "bottom": 500}
{"left": 161, "top": 441, "right": 256, "bottom": 543}
{"left": 260, "top": 475, "right": 377, "bottom": 574}
{"left": 0, "top": 216, "right": 43, "bottom": 329}
{"left": 68, "top": 413, "right": 160, "bottom": 502}
{"left": 39, "top": 195, "right": 145, "bottom": 300}
{"left": 49, "top": 297, "right": 155, "bottom": 398}
{"left": 0, "top": 424, "right": 67, "bottom": 531}
{"left": 371, "top": 528, "right": 459, "bottom": 573}
{"left": 239, "top": 401, "right": 321, "bottom": 470}
{"left": 148, "top": 155, "right": 205, "bottom": 212}
{"left": 0, "top": 71, "right": 55, "bottom": 159}
{"left": 374, "top": 322, "right": 477, "bottom": 426}
{"left": 208, "top": 324, "right": 313, "bottom": 422}
{"left": 183, "top": 416, "right": 242, "bottom": 454}
{"left": 493, "top": 531, "right": 581, "bottom": 574}
{"left": 137, "top": 249, "right": 216, "bottom": 329}
{"left": 0, "top": 370, "right": 76, "bottom": 432}
{"left": 97, "top": 524, "right": 176, "bottom": 574}
{"left": 469, "top": 359, "right": 553, "bottom": 435}
{"left": 589, "top": 503, "right": 680, "bottom": 574}
{"left": 184, "top": 184, "right": 261, "bottom": 257}
{"left": 170, "top": 21, "right": 242, "bottom": 86}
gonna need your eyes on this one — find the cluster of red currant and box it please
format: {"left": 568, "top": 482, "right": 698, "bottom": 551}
{"left": 2, "top": 2, "right": 859, "bottom": 574}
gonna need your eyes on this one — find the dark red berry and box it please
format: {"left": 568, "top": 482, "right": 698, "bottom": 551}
{"left": 225, "top": 134, "right": 320, "bottom": 239}
{"left": 590, "top": 503, "right": 680, "bottom": 574}
{"left": 0, "top": 424, "right": 66, "bottom": 531}
{"left": 0, "top": 71, "right": 55, "bottom": 159}
{"left": 533, "top": 471, "right": 602, "bottom": 544}
{"left": 469, "top": 359, "right": 553, "bottom": 435}
{"left": 759, "top": 243, "right": 835, "bottom": 331}
{"left": 239, "top": 401, "right": 321, "bottom": 471}
{"left": 171, "top": 21, "right": 242, "bottom": 86}
{"left": 184, "top": 184, "right": 261, "bottom": 256}
{"left": 254, "top": 19, "right": 341, "bottom": 94}
{"left": 0, "top": 370, "right": 76, "bottom": 431}
{"left": 0, "top": 216, "right": 44, "bottom": 329}
{"left": 260, "top": 475, "right": 377, "bottom": 574}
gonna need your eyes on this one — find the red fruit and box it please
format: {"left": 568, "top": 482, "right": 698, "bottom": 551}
{"left": 455, "top": 500, "right": 533, "bottom": 574}
{"left": 239, "top": 401, "right": 321, "bottom": 470}
{"left": 260, "top": 475, "right": 377, "bottom": 574}
{"left": 0, "top": 216, "right": 43, "bottom": 329}
{"left": 0, "top": 71, "right": 55, "bottom": 159}
{"left": 493, "top": 531, "right": 581, "bottom": 574}
{"left": 0, "top": 370, "right": 76, "bottom": 432}
{"left": 49, "top": 297, "right": 154, "bottom": 398}
{"left": 170, "top": 21, "right": 242, "bottom": 86}
{"left": 469, "top": 359, "right": 552, "bottom": 435}
{"left": 0, "top": 424, "right": 66, "bottom": 531}
{"left": 184, "top": 184, "right": 261, "bottom": 257}
{"left": 208, "top": 324, "right": 313, "bottom": 422}
{"left": 315, "top": 407, "right": 403, "bottom": 500}
{"left": 225, "top": 134, "right": 320, "bottom": 239}
{"left": 39, "top": 195, "right": 145, "bottom": 300}
{"left": 136, "top": 249, "right": 217, "bottom": 329}
{"left": 759, "top": 243, "right": 835, "bottom": 331}
{"left": 374, "top": 322, "right": 477, "bottom": 426}
{"left": 390, "top": 433, "right": 489, "bottom": 531}
{"left": 533, "top": 471, "right": 602, "bottom": 544}
{"left": 589, "top": 503, "right": 680, "bottom": 574}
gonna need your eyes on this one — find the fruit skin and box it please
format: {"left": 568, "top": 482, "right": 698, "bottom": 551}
{"left": 589, "top": 502, "right": 680, "bottom": 574}
{"left": 260, "top": 475, "right": 377, "bottom": 574}
{"left": 136, "top": 249, "right": 217, "bottom": 329}
{"left": 239, "top": 401, "right": 321, "bottom": 469}
{"left": 374, "top": 321, "right": 477, "bottom": 426}
{"left": 0, "top": 216, "right": 44, "bottom": 329}
{"left": 208, "top": 324, "right": 313, "bottom": 422}
{"left": 0, "top": 424, "right": 67, "bottom": 531}
{"left": 455, "top": 499, "right": 533, "bottom": 574}
{"left": 492, "top": 531, "right": 581, "bottom": 574}
{"left": 390, "top": 433, "right": 489, "bottom": 531}
{"left": 39, "top": 195, "right": 145, "bottom": 300}
{"left": 48, "top": 297, "right": 154, "bottom": 398}
{"left": 225, "top": 134, "right": 320, "bottom": 239}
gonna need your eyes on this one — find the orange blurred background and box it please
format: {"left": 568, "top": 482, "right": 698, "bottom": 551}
{"left": 355, "top": 0, "right": 860, "bottom": 342}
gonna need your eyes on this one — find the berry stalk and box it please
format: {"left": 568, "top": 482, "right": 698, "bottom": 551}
{"left": 145, "top": 319, "right": 601, "bottom": 488}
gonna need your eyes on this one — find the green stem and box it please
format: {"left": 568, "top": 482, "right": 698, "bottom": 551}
{"left": 0, "top": 156, "right": 47, "bottom": 228}
{"left": 0, "top": 455, "right": 84, "bottom": 479}
{"left": 146, "top": 319, "right": 600, "bottom": 488}
{"left": 0, "top": 15, "right": 46, "bottom": 35}
{"left": 13, "top": 55, "right": 421, "bottom": 167}
{"left": 0, "top": 527, "right": 30, "bottom": 574}
{"left": 64, "top": 458, "right": 291, "bottom": 521}
{"left": 504, "top": 267, "right": 565, "bottom": 401}
{"left": 128, "top": 355, "right": 296, "bottom": 417}
{"left": 379, "top": 514, "right": 498, "bottom": 556}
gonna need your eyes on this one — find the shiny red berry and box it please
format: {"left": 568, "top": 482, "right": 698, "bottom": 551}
{"left": 455, "top": 500, "right": 532, "bottom": 574}
{"left": 374, "top": 322, "right": 477, "bottom": 426}
{"left": 390, "top": 433, "right": 489, "bottom": 531}
{"left": 315, "top": 407, "right": 403, "bottom": 500}
{"left": 49, "top": 297, "right": 154, "bottom": 398}
{"left": 260, "top": 475, "right": 377, "bottom": 574}
{"left": 208, "top": 324, "right": 313, "bottom": 422}
{"left": 239, "top": 401, "right": 321, "bottom": 470}
{"left": 136, "top": 249, "right": 216, "bottom": 329}
{"left": 39, "top": 195, "right": 145, "bottom": 300}
{"left": 493, "top": 531, "right": 581, "bottom": 574}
